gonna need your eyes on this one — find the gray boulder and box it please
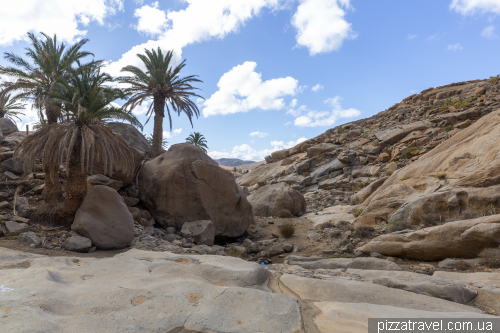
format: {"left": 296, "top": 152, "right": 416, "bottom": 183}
{"left": 72, "top": 185, "right": 134, "bottom": 250}
{"left": 5, "top": 221, "right": 29, "bottom": 236}
{"left": 180, "top": 220, "right": 215, "bottom": 246}
{"left": 0, "top": 118, "right": 18, "bottom": 136}
{"left": 88, "top": 174, "right": 123, "bottom": 191}
{"left": 18, "top": 232, "right": 41, "bottom": 247}
{"left": 1, "top": 157, "right": 27, "bottom": 174}
{"left": 62, "top": 235, "right": 92, "bottom": 253}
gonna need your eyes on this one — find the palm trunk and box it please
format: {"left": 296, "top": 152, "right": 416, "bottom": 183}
{"left": 151, "top": 96, "right": 165, "bottom": 157}
{"left": 63, "top": 132, "right": 87, "bottom": 213}
{"left": 42, "top": 101, "right": 62, "bottom": 203}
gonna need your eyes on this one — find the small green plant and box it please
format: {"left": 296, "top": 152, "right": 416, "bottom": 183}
{"left": 489, "top": 76, "right": 499, "bottom": 84}
{"left": 386, "top": 170, "right": 393, "bottom": 176}
{"left": 436, "top": 172, "right": 446, "bottom": 179}
{"left": 400, "top": 176, "right": 411, "bottom": 181}
{"left": 233, "top": 167, "right": 237, "bottom": 172}
{"left": 487, "top": 203, "right": 496, "bottom": 215}
{"left": 302, "top": 171, "right": 311, "bottom": 176}
{"left": 405, "top": 146, "right": 422, "bottom": 159}
{"left": 351, "top": 183, "right": 365, "bottom": 193}
{"left": 362, "top": 134, "right": 369, "bottom": 138}
{"left": 257, "top": 180, "right": 267, "bottom": 187}
{"left": 278, "top": 223, "right": 295, "bottom": 238}
{"left": 372, "top": 141, "right": 379, "bottom": 146}
{"left": 443, "top": 125, "right": 454, "bottom": 132}
{"left": 428, "top": 116, "right": 434, "bottom": 120}
{"left": 353, "top": 209, "right": 364, "bottom": 218}
{"left": 356, "top": 146, "right": 362, "bottom": 150}
{"left": 277, "top": 209, "right": 293, "bottom": 218}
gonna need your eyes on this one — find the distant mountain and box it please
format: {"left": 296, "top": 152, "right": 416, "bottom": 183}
{"left": 215, "top": 158, "right": 256, "bottom": 167}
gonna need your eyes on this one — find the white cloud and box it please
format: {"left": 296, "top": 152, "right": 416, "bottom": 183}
{"left": 291, "top": 0, "right": 356, "bottom": 55}
{"left": 292, "top": 96, "right": 360, "bottom": 127}
{"left": 133, "top": 1, "right": 168, "bottom": 36}
{"left": 202, "top": 61, "right": 298, "bottom": 117}
{"left": 482, "top": 25, "right": 498, "bottom": 39}
{"left": 287, "top": 104, "right": 308, "bottom": 117}
{"left": 106, "top": 0, "right": 284, "bottom": 76}
{"left": 163, "top": 128, "right": 182, "bottom": 139}
{"left": 250, "top": 131, "right": 269, "bottom": 138}
{"left": 427, "top": 34, "right": 440, "bottom": 41}
{"left": 0, "top": 0, "right": 123, "bottom": 46}
{"left": 450, "top": 0, "right": 500, "bottom": 15}
{"left": 447, "top": 43, "right": 463, "bottom": 52}
{"left": 208, "top": 137, "right": 307, "bottom": 161}
{"left": 407, "top": 34, "right": 417, "bottom": 40}
{"left": 133, "top": 0, "right": 144, "bottom": 4}
{"left": 311, "top": 84, "right": 324, "bottom": 92}
{"left": 289, "top": 99, "right": 298, "bottom": 108}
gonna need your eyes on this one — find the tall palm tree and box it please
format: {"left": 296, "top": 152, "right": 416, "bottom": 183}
{"left": 118, "top": 47, "right": 203, "bottom": 157}
{"left": 0, "top": 32, "right": 93, "bottom": 203}
{"left": 15, "top": 61, "right": 138, "bottom": 215}
{"left": 185, "top": 132, "right": 208, "bottom": 153}
{"left": 0, "top": 91, "right": 25, "bottom": 121}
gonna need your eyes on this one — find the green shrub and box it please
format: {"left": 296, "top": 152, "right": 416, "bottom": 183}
{"left": 405, "top": 146, "right": 422, "bottom": 159}
{"left": 342, "top": 129, "right": 349, "bottom": 134}
{"left": 353, "top": 209, "right": 364, "bottom": 218}
{"left": 372, "top": 141, "right": 379, "bottom": 146}
{"left": 489, "top": 76, "right": 499, "bottom": 84}
{"left": 351, "top": 183, "right": 365, "bottom": 193}
{"left": 435, "top": 172, "right": 446, "bottom": 179}
{"left": 356, "top": 146, "right": 362, "bottom": 150}
{"left": 278, "top": 223, "right": 295, "bottom": 238}
{"left": 443, "top": 125, "right": 454, "bottom": 132}
{"left": 400, "top": 176, "right": 411, "bottom": 181}
{"left": 302, "top": 172, "right": 311, "bottom": 176}
{"left": 479, "top": 248, "right": 500, "bottom": 268}
{"left": 362, "top": 134, "right": 369, "bottom": 138}
{"left": 257, "top": 180, "right": 267, "bottom": 187}
{"left": 277, "top": 209, "right": 293, "bottom": 218}
{"left": 386, "top": 170, "right": 393, "bottom": 176}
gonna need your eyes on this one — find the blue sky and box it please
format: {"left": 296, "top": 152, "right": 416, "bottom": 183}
{"left": 1, "top": 0, "right": 499, "bottom": 161}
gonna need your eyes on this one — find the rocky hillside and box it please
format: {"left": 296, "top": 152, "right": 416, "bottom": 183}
{"left": 238, "top": 77, "right": 499, "bottom": 210}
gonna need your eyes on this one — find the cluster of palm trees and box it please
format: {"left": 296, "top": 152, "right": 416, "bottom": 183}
{"left": 0, "top": 32, "right": 203, "bottom": 216}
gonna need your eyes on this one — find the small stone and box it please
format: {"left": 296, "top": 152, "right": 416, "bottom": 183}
{"left": 322, "top": 249, "right": 335, "bottom": 255}
{"left": 182, "top": 243, "right": 193, "bottom": 248}
{"left": 268, "top": 244, "right": 285, "bottom": 256}
{"left": 88, "top": 247, "right": 96, "bottom": 253}
{"left": 354, "top": 250, "right": 366, "bottom": 257}
{"left": 18, "top": 232, "right": 41, "bottom": 247}
{"left": 283, "top": 244, "right": 294, "bottom": 253}
{"left": 370, "top": 252, "right": 383, "bottom": 258}
{"left": 268, "top": 220, "right": 274, "bottom": 224}
{"left": 62, "top": 235, "right": 92, "bottom": 253}
{"left": 166, "top": 227, "right": 176, "bottom": 235}
{"left": 0, "top": 201, "right": 10, "bottom": 209}
{"left": 34, "top": 173, "right": 45, "bottom": 179}
{"left": 272, "top": 233, "right": 279, "bottom": 238}
{"left": 5, "top": 221, "right": 28, "bottom": 236}
{"left": 4, "top": 171, "right": 19, "bottom": 180}
{"left": 296, "top": 211, "right": 303, "bottom": 217}
{"left": 12, "top": 216, "right": 29, "bottom": 223}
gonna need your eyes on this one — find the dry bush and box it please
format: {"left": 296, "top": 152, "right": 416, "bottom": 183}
{"left": 421, "top": 213, "right": 443, "bottom": 228}
{"left": 278, "top": 223, "right": 295, "bottom": 238}
{"left": 454, "top": 260, "right": 470, "bottom": 271}
{"left": 352, "top": 225, "right": 374, "bottom": 238}
{"left": 318, "top": 221, "right": 335, "bottom": 230}
{"left": 479, "top": 248, "right": 500, "bottom": 268}
{"left": 225, "top": 248, "right": 246, "bottom": 259}
{"left": 337, "top": 221, "right": 355, "bottom": 231}
{"left": 277, "top": 209, "right": 293, "bottom": 218}
{"left": 329, "top": 230, "right": 342, "bottom": 238}
{"left": 352, "top": 209, "right": 364, "bottom": 218}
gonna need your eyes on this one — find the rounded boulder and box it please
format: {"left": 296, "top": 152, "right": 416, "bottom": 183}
{"left": 247, "top": 183, "right": 306, "bottom": 217}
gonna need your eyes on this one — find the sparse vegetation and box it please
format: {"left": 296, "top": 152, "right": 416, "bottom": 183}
{"left": 352, "top": 225, "right": 374, "bottom": 238}
{"left": 372, "top": 140, "right": 379, "bottom": 146}
{"left": 186, "top": 132, "right": 209, "bottom": 153}
{"left": 357, "top": 146, "right": 362, "bottom": 150}
{"left": 342, "top": 129, "right": 349, "bottom": 134}
{"left": 443, "top": 125, "right": 454, "bottom": 132}
{"left": 436, "top": 172, "right": 446, "bottom": 179}
{"left": 431, "top": 96, "right": 478, "bottom": 110}
{"left": 405, "top": 146, "right": 422, "bottom": 159}
{"left": 257, "top": 180, "right": 267, "bottom": 187}
{"left": 225, "top": 248, "right": 246, "bottom": 259}
{"left": 479, "top": 247, "right": 500, "bottom": 268}
{"left": 351, "top": 183, "right": 365, "bottom": 193}
{"left": 278, "top": 223, "right": 295, "bottom": 238}
{"left": 362, "top": 134, "right": 369, "bottom": 138}
{"left": 277, "top": 209, "right": 293, "bottom": 218}
{"left": 386, "top": 170, "right": 393, "bottom": 176}
{"left": 353, "top": 209, "right": 364, "bottom": 218}
{"left": 400, "top": 176, "right": 412, "bottom": 181}
{"left": 489, "top": 76, "right": 499, "bottom": 84}
{"left": 302, "top": 171, "right": 311, "bottom": 176}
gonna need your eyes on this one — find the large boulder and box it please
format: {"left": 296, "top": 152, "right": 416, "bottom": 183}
{"left": 71, "top": 185, "right": 134, "bottom": 250}
{"left": 92, "top": 122, "right": 151, "bottom": 186}
{"left": 247, "top": 183, "right": 306, "bottom": 217}
{"left": 0, "top": 118, "right": 18, "bottom": 136}
{"left": 180, "top": 220, "right": 215, "bottom": 246}
{"left": 138, "top": 143, "right": 253, "bottom": 238}
{"left": 1, "top": 157, "right": 28, "bottom": 174}
{"left": 358, "top": 214, "right": 500, "bottom": 260}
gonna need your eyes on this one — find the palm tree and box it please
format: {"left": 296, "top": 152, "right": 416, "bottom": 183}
{"left": 0, "top": 91, "right": 26, "bottom": 121}
{"left": 146, "top": 134, "right": 168, "bottom": 149}
{"left": 0, "top": 32, "right": 92, "bottom": 203}
{"left": 15, "top": 61, "right": 138, "bottom": 215}
{"left": 118, "top": 47, "right": 203, "bottom": 157}
{"left": 185, "top": 132, "right": 208, "bottom": 152}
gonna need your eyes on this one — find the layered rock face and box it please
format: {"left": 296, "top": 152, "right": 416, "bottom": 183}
{"left": 139, "top": 143, "right": 253, "bottom": 238}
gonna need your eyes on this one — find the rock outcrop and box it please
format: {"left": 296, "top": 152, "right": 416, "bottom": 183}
{"left": 138, "top": 143, "right": 253, "bottom": 238}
